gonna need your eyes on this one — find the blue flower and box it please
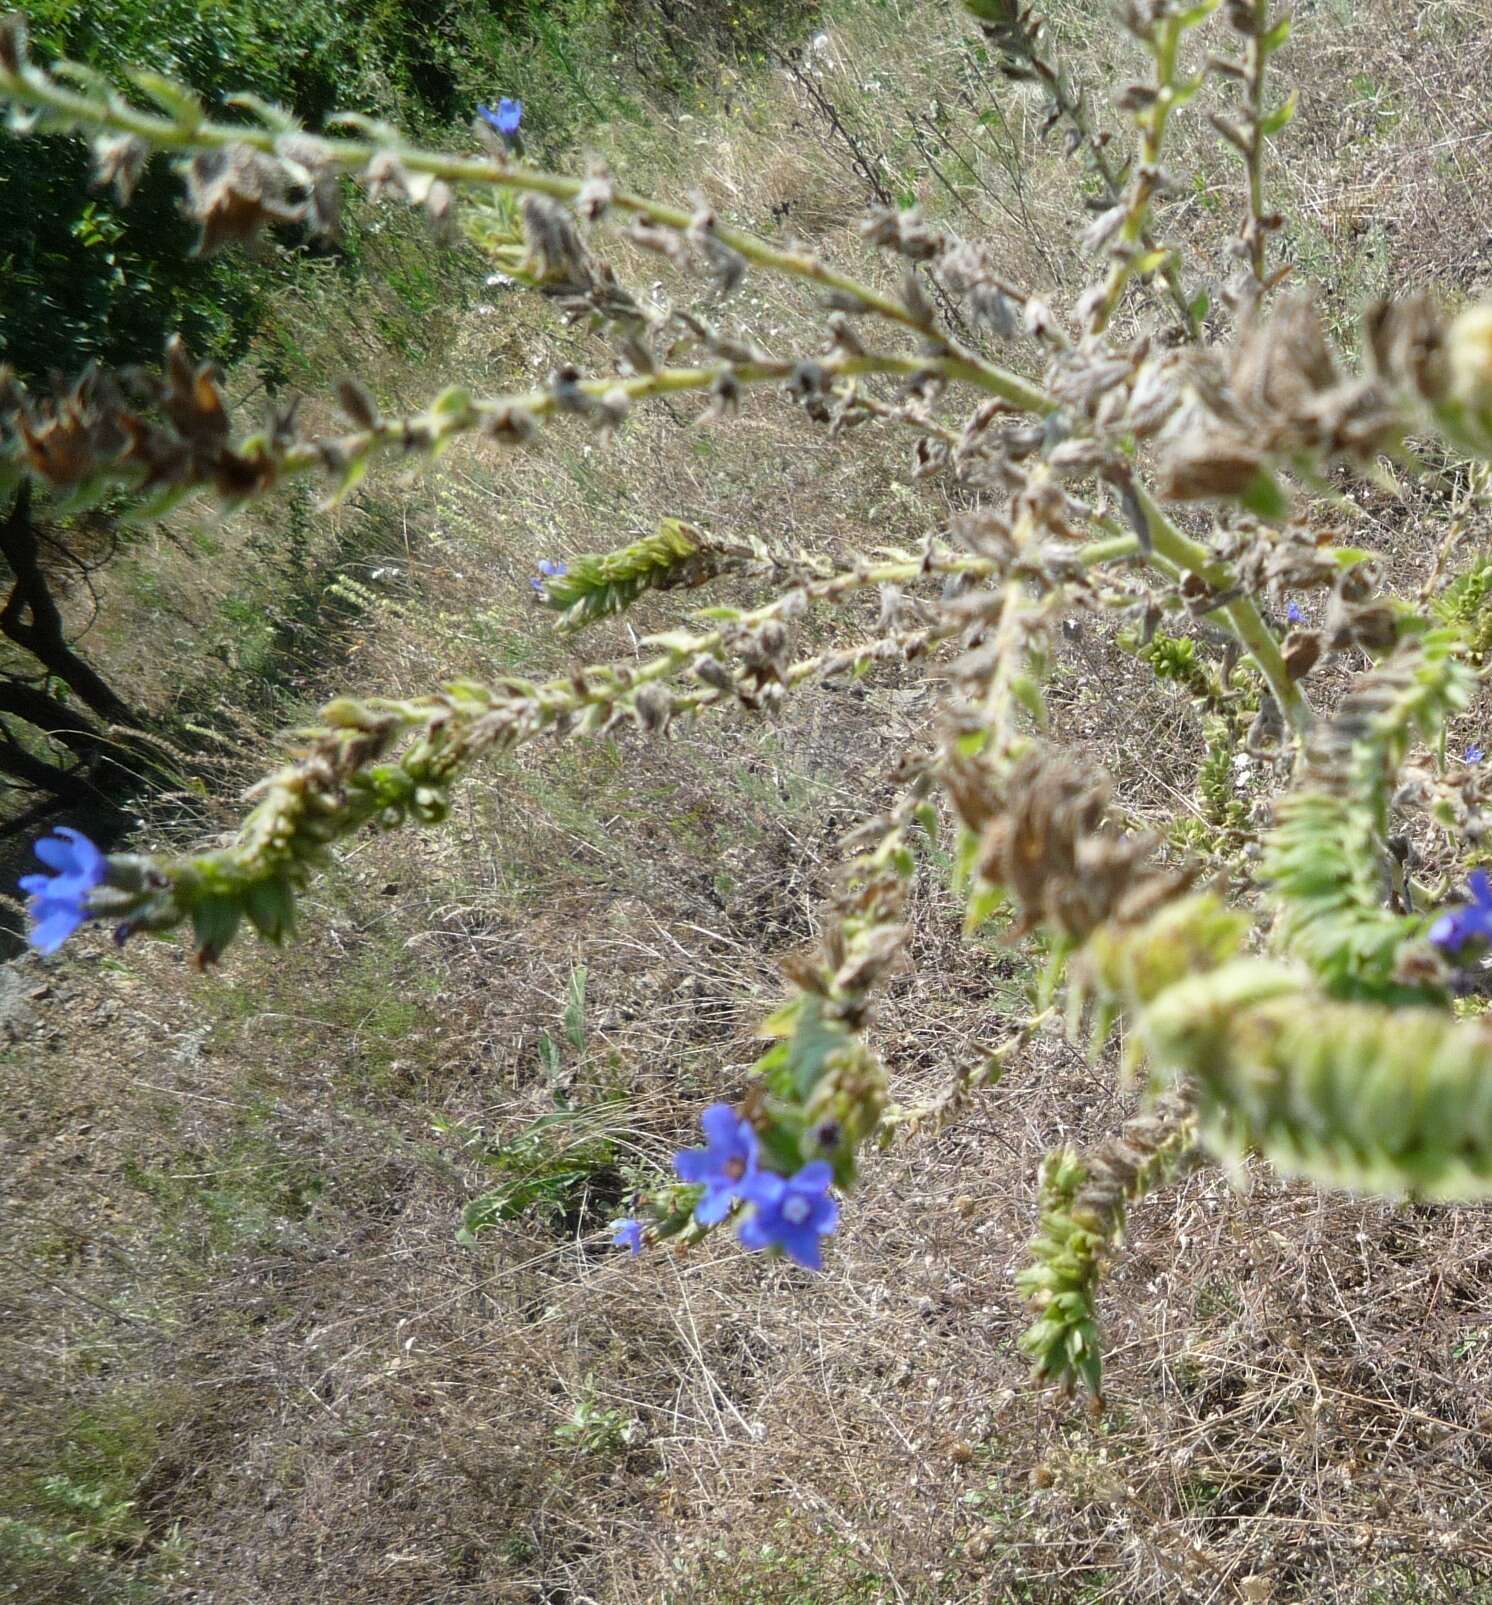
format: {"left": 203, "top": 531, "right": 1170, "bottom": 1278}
{"left": 1286, "top": 601, "right": 1304, "bottom": 625}
{"left": 531, "top": 558, "right": 568, "bottom": 593}
{"left": 737, "top": 1160, "right": 839, "bottom": 1271}
{"left": 19, "top": 826, "right": 107, "bottom": 954}
{"left": 1467, "top": 745, "right": 1485, "bottom": 765}
{"left": 611, "top": 1218, "right": 644, "bottom": 1255}
{"left": 478, "top": 98, "right": 523, "bottom": 139}
{"left": 674, "top": 1104, "right": 762, "bottom": 1225}
{"left": 1429, "top": 869, "right": 1492, "bottom": 955}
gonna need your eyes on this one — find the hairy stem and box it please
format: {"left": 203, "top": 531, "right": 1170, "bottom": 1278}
{"left": 0, "top": 24, "right": 1046, "bottom": 406}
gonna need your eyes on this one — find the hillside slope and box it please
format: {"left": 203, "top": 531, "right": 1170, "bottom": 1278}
{"left": 7, "top": 2, "right": 1492, "bottom": 1601}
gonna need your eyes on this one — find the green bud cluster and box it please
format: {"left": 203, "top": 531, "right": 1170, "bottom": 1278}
{"left": 1017, "top": 1092, "right": 1199, "bottom": 1398}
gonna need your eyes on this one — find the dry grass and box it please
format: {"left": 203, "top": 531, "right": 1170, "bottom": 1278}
{"left": 8, "top": 0, "right": 1492, "bottom": 1601}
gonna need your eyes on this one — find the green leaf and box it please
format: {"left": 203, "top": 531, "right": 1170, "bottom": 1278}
{"left": 787, "top": 996, "right": 847, "bottom": 1100}
{"left": 1176, "top": 0, "right": 1222, "bottom": 27}
{"left": 913, "top": 801, "right": 940, "bottom": 846}
{"left": 429, "top": 385, "right": 472, "bottom": 419}
{"left": 1011, "top": 673, "right": 1048, "bottom": 729}
{"left": 564, "top": 965, "right": 589, "bottom": 1052}
{"left": 1260, "top": 89, "right": 1298, "bottom": 137}
{"left": 1262, "top": 15, "right": 1292, "bottom": 53}
{"left": 124, "top": 69, "right": 203, "bottom": 127}
{"left": 190, "top": 894, "right": 242, "bottom": 961}
{"left": 1167, "top": 74, "right": 1206, "bottom": 110}
{"left": 952, "top": 823, "right": 981, "bottom": 894}
{"left": 243, "top": 875, "right": 295, "bottom": 943}
{"left": 322, "top": 452, "right": 369, "bottom": 509}
{"left": 964, "top": 879, "right": 1009, "bottom": 933}
{"left": 223, "top": 92, "right": 300, "bottom": 133}
{"left": 1240, "top": 468, "right": 1290, "bottom": 520}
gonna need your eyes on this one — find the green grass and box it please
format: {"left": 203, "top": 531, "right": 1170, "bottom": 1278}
{"left": 0, "top": 1389, "right": 193, "bottom": 1603}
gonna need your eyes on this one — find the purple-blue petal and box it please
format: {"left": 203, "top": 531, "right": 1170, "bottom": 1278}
{"left": 33, "top": 836, "right": 78, "bottom": 873}
{"left": 29, "top": 903, "right": 84, "bottom": 954}
{"left": 774, "top": 1224, "right": 824, "bottom": 1271}
{"left": 674, "top": 1147, "right": 715, "bottom": 1184}
{"left": 692, "top": 1186, "right": 735, "bottom": 1226}
{"left": 28, "top": 827, "right": 106, "bottom": 890}
{"left": 699, "top": 1103, "right": 746, "bottom": 1149}
{"left": 56, "top": 827, "right": 105, "bottom": 878}
{"left": 736, "top": 1211, "right": 772, "bottom": 1252}
{"left": 737, "top": 1169, "right": 783, "bottom": 1206}
{"left": 611, "top": 1218, "right": 644, "bottom": 1254}
{"left": 788, "top": 1159, "right": 832, "bottom": 1194}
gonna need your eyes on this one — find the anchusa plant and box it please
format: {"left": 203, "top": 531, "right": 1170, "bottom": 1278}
{"left": 9, "top": 0, "right": 1492, "bottom": 1404}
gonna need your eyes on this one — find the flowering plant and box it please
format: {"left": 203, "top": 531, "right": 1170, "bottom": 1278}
{"left": 6, "top": 0, "right": 1492, "bottom": 1403}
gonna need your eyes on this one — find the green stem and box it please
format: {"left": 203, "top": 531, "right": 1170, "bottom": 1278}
{"left": 1133, "top": 482, "right": 1311, "bottom": 740}
{"left": 1088, "top": 14, "right": 1188, "bottom": 337}
{"left": 994, "top": 8, "right": 1198, "bottom": 338}
{"left": 277, "top": 352, "right": 1051, "bottom": 485}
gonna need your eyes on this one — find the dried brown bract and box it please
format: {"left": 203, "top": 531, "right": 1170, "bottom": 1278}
{"left": 1159, "top": 297, "right": 1411, "bottom": 502}
{"left": 182, "top": 146, "right": 306, "bottom": 255}
{"left": 2, "top": 337, "right": 279, "bottom": 500}
{"left": 948, "top": 751, "right": 1195, "bottom": 942}
{"left": 91, "top": 133, "right": 150, "bottom": 203}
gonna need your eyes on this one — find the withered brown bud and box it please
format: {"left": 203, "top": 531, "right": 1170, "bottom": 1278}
{"left": 183, "top": 147, "right": 306, "bottom": 256}
{"left": 336, "top": 380, "right": 381, "bottom": 432}
{"left": 1283, "top": 630, "right": 1322, "bottom": 681}
{"left": 91, "top": 134, "right": 150, "bottom": 204}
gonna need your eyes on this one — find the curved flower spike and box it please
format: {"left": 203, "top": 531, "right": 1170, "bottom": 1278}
{"left": 737, "top": 1160, "right": 839, "bottom": 1271}
{"left": 19, "top": 826, "right": 108, "bottom": 954}
{"left": 674, "top": 1104, "right": 761, "bottom": 1225}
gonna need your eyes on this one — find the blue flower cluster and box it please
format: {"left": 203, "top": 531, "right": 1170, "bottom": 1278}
{"left": 1467, "top": 744, "right": 1485, "bottom": 766}
{"left": 1285, "top": 600, "right": 1305, "bottom": 625}
{"left": 611, "top": 1105, "right": 840, "bottom": 1271}
{"left": 19, "top": 827, "right": 106, "bottom": 953}
{"left": 477, "top": 98, "right": 523, "bottom": 141}
{"left": 1429, "top": 870, "right": 1492, "bottom": 956}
